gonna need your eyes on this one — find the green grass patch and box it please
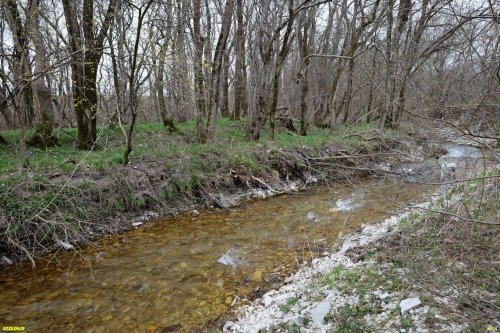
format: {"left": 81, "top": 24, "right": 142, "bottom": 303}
{"left": 1, "top": 119, "right": 400, "bottom": 174}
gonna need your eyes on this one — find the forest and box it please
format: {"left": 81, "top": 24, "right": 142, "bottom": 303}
{"left": 0, "top": 0, "right": 496, "bottom": 157}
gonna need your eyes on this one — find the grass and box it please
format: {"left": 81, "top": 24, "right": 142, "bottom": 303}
{"left": 0, "top": 119, "right": 388, "bottom": 174}
{"left": 319, "top": 264, "right": 405, "bottom": 333}
{"left": 279, "top": 296, "right": 300, "bottom": 314}
{"left": 0, "top": 118, "right": 401, "bottom": 263}
{"left": 376, "top": 173, "right": 500, "bottom": 331}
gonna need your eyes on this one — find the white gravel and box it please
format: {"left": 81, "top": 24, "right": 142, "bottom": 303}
{"left": 225, "top": 194, "right": 467, "bottom": 333}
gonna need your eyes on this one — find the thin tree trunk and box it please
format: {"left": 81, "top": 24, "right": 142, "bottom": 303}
{"left": 157, "top": 39, "right": 178, "bottom": 132}
{"left": 298, "top": 11, "right": 310, "bottom": 136}
{"left": 221, "top": 48, "right": 231, "bottom": 118}
{"left": 233, "top": 0, "right": 247, "bottom": 121}
{"left": 193, "top": 0, "right": 206, "bottom": 142}
{"left": 206, "top": 0, "right": 234, "bottom": 135}
{"left": 269, "top": 0, "right": 294, "bottom": 140}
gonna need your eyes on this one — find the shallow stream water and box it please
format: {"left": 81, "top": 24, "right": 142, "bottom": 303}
{"left": 0, "top": 144, "right": 484, "bottom": 332}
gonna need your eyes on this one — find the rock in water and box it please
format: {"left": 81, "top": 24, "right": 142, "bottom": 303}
{"left": 400, "top": 297, "right": 421, "bottom": 314}
{"left": 306, "top": 211, "right": 316, "bottom": 221}
{"left": 310, "top": 301, "right": 331, "bottom": 325}
{"left": 252, "top": 270, "right": 263, "bottom": 282}
{"left": 1, "top": 256, "right": 13, "bottom": 265}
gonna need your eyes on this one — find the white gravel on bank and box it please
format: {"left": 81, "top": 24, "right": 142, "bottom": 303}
{"left": 224, "top": 194, "right": 467, "bottom": 333}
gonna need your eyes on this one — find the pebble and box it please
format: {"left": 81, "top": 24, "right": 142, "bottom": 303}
{"left": 263, "top": 295, "right": 274, "bottom": 307}
{"left": 223, "top": 321, "right": 235, "bottom": 332}
{"left": 1, "top": 256, "right": 13, "bottom": 265}
{"left": 231, "top": 198, "right": 452, "bottom": 332}
{"left": 400, "top": 297, "right": 422, "bottom": 314}
{"left": 309, "top": 301, "right": 331, "bottom": 325}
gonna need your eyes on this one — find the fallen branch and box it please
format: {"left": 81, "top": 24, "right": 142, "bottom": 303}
{"left": 250, "top": 176, "right": 283, "bottom": 194}
{"left": 308, "top": 152, "right": 398, "bottom": 160}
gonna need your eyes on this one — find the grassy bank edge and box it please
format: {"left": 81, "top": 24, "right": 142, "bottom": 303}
{"left": 0, "top": 120, "right": 408, "bottom": 266}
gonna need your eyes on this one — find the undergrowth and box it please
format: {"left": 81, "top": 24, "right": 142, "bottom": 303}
{"left": 377, "top": 171, "right": 500, "bottom": 331}
{"left": 0, "top": 119, "right": 402, "bottom": 264}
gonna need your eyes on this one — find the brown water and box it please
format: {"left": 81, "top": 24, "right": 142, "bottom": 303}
{"left": 0, "top": 178, "right": 436, "bottom": 332}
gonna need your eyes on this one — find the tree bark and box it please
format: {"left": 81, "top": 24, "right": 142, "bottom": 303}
{"left": 192, "top": 0, "right": 207, "bottom": 142}
{"left": 298, "top": 10, "right": 310, "bottom": 136}
{"left": 221, "top": 47, "right": 231, "bottom": 118}
{"left": 233, "top": 0, "right": 247, "bottom": 121}
{"left": 62, "top": 0, "right": 117, "bottom": 150}
{"left": 268, "top": 0, "right": 295, "bottom": 140}
{"left": 206, "top": 0, "right": 234, "bottom": 134}
{"left": 157, "top": 38, "right": 178, "bottom": 132}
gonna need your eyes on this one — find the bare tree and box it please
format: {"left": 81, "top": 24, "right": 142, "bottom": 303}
{"left": 62, "top": 0, "right": 118, "bottom": 149}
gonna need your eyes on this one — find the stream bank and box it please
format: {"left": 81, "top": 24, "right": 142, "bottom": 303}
{"left": 225, "top": 139, "right": 499, "bottom": 333}
{"left": 0, "top": 125, "right": 497, "bottom": 332}
{"left": 0, "top": 126, "right": 437, "bottom": 266}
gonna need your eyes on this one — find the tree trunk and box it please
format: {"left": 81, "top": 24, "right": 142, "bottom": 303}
{"left": 26, "top": 0, "right": 58, "bottom": 147}
{"left": 378, "top": 0, "right": 394, "bottom": 130}
{"left": 206, "top": 0, "right": 234, "bottom": 134}
{"left": 366, "top": 49, "right": 378, "bottom": 123}
{"left": 3, "top": 0, "right": 35, "bottom": 128}
{"left": 193, "top": 0, "right": 207, "bottom": 143}
{"left": 157, "top": 39, "right": 178, "bottom": 132}
{"left": 298, "top": 11, "right": 311, "bottom": 136}
{"left": 233, "top": 0, "right": 247, "bottom": 121}
{"left": 221, "top": 48, "right": 231, "bottom": 118}
{"left": 62, "top": 0, "right": 117, "bottom": 149}
{"left": 268, "top": 0, "right": 294, "bottom": 141}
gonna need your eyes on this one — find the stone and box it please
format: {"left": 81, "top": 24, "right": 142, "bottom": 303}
{"left": 287, "top": 316, "right": 304, "bottom": 328}
{"left": 191, "top": 209, "right": 199, "bottom": 215}
{"left": 323, "top": 288, "right": 340, "bottom": 299}
{"left": 309, "top": 301, "right": 331, "bottom": 325}
{"left": 400, "top": 297, "right": 421, "bottom": 314}
{"left": 1, "top": 256, "right": 13, "bottom": 265}
{"left": 252, "top": 270, "right": 263, "bottom": 282}
{"left": 223, "top": 321, "right": 235, "bottom": 332}
{"left": 374, "top": 290, "right": 390, "bottom": 300}
{"left": 284, "top": 274, "right": 295, "bottom": 283}
{"left": 306, "top": 211, "right": 316, "bottom": 221}
{"left": 58, "top": 240, "right": 74, "bottom": 249}
{"left": 339, "top": 237, "right": 352, "bottom": 254}
{"left": 132, "top": 222, "right": 142, "bottom": 227}
{"left": 263, "top": 294, "right": 274, "bottom": 307}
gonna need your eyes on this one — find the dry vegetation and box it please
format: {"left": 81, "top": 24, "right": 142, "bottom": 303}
{"left": 363, "top": 173, "right": 500, "bottom": 331}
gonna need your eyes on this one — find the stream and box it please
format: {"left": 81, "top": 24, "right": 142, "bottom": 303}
{"left": 0, "top": 144, "right": 484, "bottom": 332}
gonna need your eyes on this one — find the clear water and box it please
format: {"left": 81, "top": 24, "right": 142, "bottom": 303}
{"left": 0, "top": 179, "right": 436, "bottom": 332}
